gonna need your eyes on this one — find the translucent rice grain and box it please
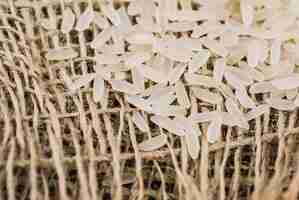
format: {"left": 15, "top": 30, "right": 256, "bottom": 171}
{"left": 174, "top": 117, "right": 200, "bottom": 159}
{"left": 141, "top": 84, "right": 171, "bottom": 98}
{"left": 249, "top": 81, "right": 277, "bottom": 94}
{"left": 160, "top": 48, "right": 193, "bottom": 62}
{"left": 224, "top": 71, "right": 250, "bottom": 90}
{"left": 137, "top": 64, "right": 167, "bottom": 83}
{"left": 93, "top": 77, "right": 105, "bottom": 102}
{"left": 168, "top": 64, "right": 187, "bottom": 84}
{"left": 239, "top": 62, "right": 266, "bottom": 82}
{"left": 245, "top": 104, "right": 270, "bottom": 121}
{"left": 184, "top": 73, "right": 218, "bottom": 88}
{"left": 225, "top": 98, "right": 249, "bottom": 129}
{"left": 294, "top": 94, "right": 299, "bottom": 106}
{"left": 139, "top": 0, "right": 156, "bottom": 26}
{"left": 126, "top": 95, "right": 152, "bottom": 111}
{"left": 192, "top": 87, "right": 223, "bottom": 104}
{"left": 226, "top": 68, "right": 254, "bottom": 85}
{"left": 165, "top": 0, "right": 177, "bottom": 19}
{"left": 247, "top": 39, "right": 261, "bottom": 68}
{"left": 270, "top": 74, "right": 299, "bottom": 90}
{"left": 286, "top": 89, "right": 298, "bottom": 100}
{"left": 185, "top": 128, "right": 200, "bottom": 159}
{"left": 93, "top": 12, "right": 110, "bottom": 29}
{"left": 240, "top": 0, "right": 254, "bottom": 28}
{"left": 90, "top": 27, "right": 113, "bottom": 49}
{"left": 101, "top": 3, "right": 121, "bottom": 26}
{"left": 147, "top": 87, "right": 176, "bottom": 106}
{"left": 131, "top": 68, "right": 145, "bottom": 91}
{"left": 61, "top": 8, "right": 75, "bottom": 34}
{"left": 150, "top": 93, "right": 176, "bottom": 107}
{"left": 201, "top": 38, "right": 228, "bottom": 57}
{"left": 166, "top": 22, "right": 197, "bottom": 32}
{"left": 138, "top": 134, "right": 167, "bottom": 151}
{"left": 270, "top": 39, "right": 281, "bottom": 65}
{"left": 266, "top": 97, "right": 296, "bottom": 111}
{"left": 125, "top": 52, "right": 152, "bottom": 67}
{"left": 110, "top": 80, "right": 141, "bottom": 95}
{"left": 220, "top": 112, "right": 240, "bottom": 127}
{"left": 75, "top": 7, "right": 94, "bottom": 31}
{"left": 126, "top": 32, "right": 155, "bottom": 45}
{"left": 96, "top": 53, "right": 122, "bottom": 65}
{"left": 128, "top": 0, "right": 142, "bottom": 15}
{"left": 169, "top": 10, "right": 218, "bottom": 21}
{"left": 175, "top": 81, "right": 191, "bottom": 108}
{"left": 189, "top": 111, "right": 219, "bottom": 123}
{"left": 221, "top": 30, "right": 239, "bottom": 47}
{"left": 235, "top": 89, "right": 256, "bottom": 109}
{"left": 151, "top": 115, "right": 186, "bottom": 136}
{"left": 117, "top": 7, "right": 133, "bottom": 34}
{"left": 132, "top": 111, "right": 149, "bottom": 132}
{"left": 46, "top": 48, "right": 78, "bottom": 61}
{"left": 218, "top": 83, "right": 236, "bottom": 99}
{"left": 191, "top": 21, "right": 222, "bottom": 38}
{"left": 213, "top": 58, "right": 226, "bottom": 83}
{"left": 150, "top": 105, "right": 187, "bottom": 116}
{"left": 207, "top": 117, "right": 222, "bottom": 143}
{"left": 261, "top": 60, "right": 295, "bottom": 80}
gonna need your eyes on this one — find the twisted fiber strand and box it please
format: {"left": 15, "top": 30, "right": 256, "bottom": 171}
{"left": 1, "top": 127, "right": 298, "bottom": 169}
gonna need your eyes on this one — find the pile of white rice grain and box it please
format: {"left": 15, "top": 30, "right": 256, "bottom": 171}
{"left": 46, "top": 0, "right": 299, "bottom": 159}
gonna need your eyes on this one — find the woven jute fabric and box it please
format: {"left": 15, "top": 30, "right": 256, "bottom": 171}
{"left": 0, "top": 0, "right": 299, "bottom": 200}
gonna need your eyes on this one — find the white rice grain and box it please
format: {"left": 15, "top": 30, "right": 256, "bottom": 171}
{"left": 266, "top": 97, "right": 296, "bottom": 111}
{"left": 175, "top": 81, "right": 191, "bottom": 108}
{"left": 96, "top": 53, "right": 122, "bottom": 65}
{"left": 247, "top": 39, "right": 261, "bottom": 68}
{"left": 110, "top": 80, "right": 141, "bottom": 95}
{"left": 61, "top": 8, "right": 75, "bottom": 34}
{"left": 192, "top": 87, "right": 223, "bottom": 104}
{"left": 93, "top": 12, "right": 110, "bottom": 29}
{"left": 270, "top": 74, "right": 299, "bottom": 90}
{"left": 101, "top": 3, "right": 121, "bottom": 26}
{"left": 184, "top": 73, "right": 218, "bottom": 88}
{"left": 75, "top": 7, "right": 94, "bottom": 31}
{"left": 249, "top": 81, "right": 277, "bottom": 94}
{"left": 93, "top": 77, "right": 105, "bottom": 102}
{"left": 235, "top": 89, "right": 256, "bottom": 109}
{"left": 90, "top": 27, "right": 113, "bottom": 49}
{"left": 213, "top": 58, "right": 226, "bottom": 83}
{"left": 240, "top": 0, "right": 254, "bottom": 28}
{"left": 168, "top": 64, "right": 187, "bottom": 85}
{"left": 151, "top": 115, "right": 186, "bottom": 136}
{"left": 131, "top": 68, "right": 145, "bottom": 91}
{"left": 189, "top": 111, "right": 219, "bottom": 123}
{"left": 201, "top": 38, "right": 228, "bottom": 57}
{"left": 126, "top": 32, "right": 155, "bottom": 45}
{"left": 207, "top": 116, "right": 222, "bottom": 143}
{"left": 138, "top": 134, "right": 167, "bottom": 151}
{"left": 137, "top": 64, "right": 167, "bottom": 83}
{"left": 126, "top": 95, "right": 152, "bottom": 112}
{"left": 225, "top": 98, "right": 249, "bottom": 129}
{"left": 132, "top": 111, "right": 149, "bottom": 132}
{"left": 270, "top": 39, "right": 282, "bottom": 65}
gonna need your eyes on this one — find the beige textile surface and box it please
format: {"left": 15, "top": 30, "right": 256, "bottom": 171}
{"left": 1, "top": 0, "right": 299, "bottom": 200}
